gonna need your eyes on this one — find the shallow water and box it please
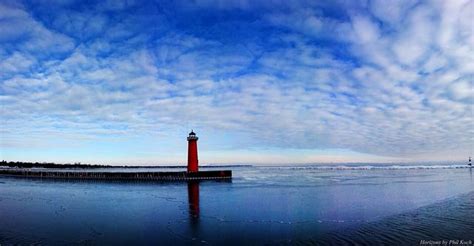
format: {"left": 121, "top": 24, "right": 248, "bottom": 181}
{"left": 0, "top": 165, "right": 473, "bottom": 245}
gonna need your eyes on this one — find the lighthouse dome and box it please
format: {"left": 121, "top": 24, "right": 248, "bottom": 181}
{"left": 187, "top": 130, "right": 198, "bottom": 141}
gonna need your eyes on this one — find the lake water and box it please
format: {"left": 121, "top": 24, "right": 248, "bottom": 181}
{"left": 1, "top": 164, "right": 473, "bottom": 245}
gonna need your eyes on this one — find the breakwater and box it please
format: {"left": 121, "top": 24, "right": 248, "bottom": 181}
{"left": 0, "top": 169, "right": 232, "bottom": 181}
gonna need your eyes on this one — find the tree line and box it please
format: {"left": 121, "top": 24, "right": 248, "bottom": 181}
{"left": 0, "top": 160, "right": 109, "bottom": 169}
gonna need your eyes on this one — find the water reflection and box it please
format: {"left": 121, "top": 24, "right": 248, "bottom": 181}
{"left": 470, "top": 167, "right": 472, "bottom": 183}
{"left": 187, "top": 181, "right": 200, "bottom": 220}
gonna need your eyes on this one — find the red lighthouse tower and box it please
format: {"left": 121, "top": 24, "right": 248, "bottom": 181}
{"left": 187, "top": 130, "right": 199, "bottom": 172}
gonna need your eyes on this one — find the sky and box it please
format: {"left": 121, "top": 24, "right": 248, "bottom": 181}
{"left": 0, "top": 0, "right": 473, "bottom": 165}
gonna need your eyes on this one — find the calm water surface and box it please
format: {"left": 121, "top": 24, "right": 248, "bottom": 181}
{"left": 0, "top": 165, "right": 473, "bottom": 245}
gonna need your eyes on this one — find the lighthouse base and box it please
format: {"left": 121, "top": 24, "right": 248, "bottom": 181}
{"left": 0, "top": 169, "right": 232, "bottom": 181}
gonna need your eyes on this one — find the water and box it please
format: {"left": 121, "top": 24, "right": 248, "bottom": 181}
{"left": 0, "top": 165, "right": 473, "bottom": 245}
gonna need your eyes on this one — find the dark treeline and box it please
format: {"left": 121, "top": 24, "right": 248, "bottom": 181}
{"left": 0, "top": 160, "right": 110, "bottom": 169}
{"left": 0, "top": 160, "right": 252, "bottom": 169}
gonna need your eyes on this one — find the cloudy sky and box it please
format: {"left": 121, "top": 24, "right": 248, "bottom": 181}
{"left": 0, "top": 0, "right": 472, "bottom": 165}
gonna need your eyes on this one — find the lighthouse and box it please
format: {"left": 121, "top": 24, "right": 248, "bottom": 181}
{"left": 187, "top": 130, "right": 199, "bottom": 172}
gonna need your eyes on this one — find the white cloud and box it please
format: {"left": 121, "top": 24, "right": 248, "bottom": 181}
{"left": 391, "top": 6, "right": 435, "bottom": 66}
{"left": 0, "top": 52, "right": 35, "bottom": 75}
{"left": 0, "top": 2, "right": 75, "bottom": 54}
{"left": 350, "top": 15, "right": 380, "bottom": 44}
{"left": 448, "top": 80, "right": 472, "bottom": 101}
{"left": 370, "top": 0, "right": 417, "bottom": 25}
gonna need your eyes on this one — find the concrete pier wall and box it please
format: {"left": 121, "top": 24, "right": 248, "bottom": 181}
{"left": 0, "top": 169, "right": 232, "bottom": 181}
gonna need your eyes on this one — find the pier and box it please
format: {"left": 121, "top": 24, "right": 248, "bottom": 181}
{"left": 0, "top": 169, "right": 232, "bottom": 181}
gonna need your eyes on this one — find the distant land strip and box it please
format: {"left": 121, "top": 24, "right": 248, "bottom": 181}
{"left": 0, "top": 161, "right": 252, "bottom": 169}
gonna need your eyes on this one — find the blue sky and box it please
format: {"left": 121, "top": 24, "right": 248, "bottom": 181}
{"left": 0, "top": 0, "right": 472, "bottom": 165}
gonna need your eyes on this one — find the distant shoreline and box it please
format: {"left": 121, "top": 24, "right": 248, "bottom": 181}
{"left": 0, "top": 161, "right": 252, "bottom": 169}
